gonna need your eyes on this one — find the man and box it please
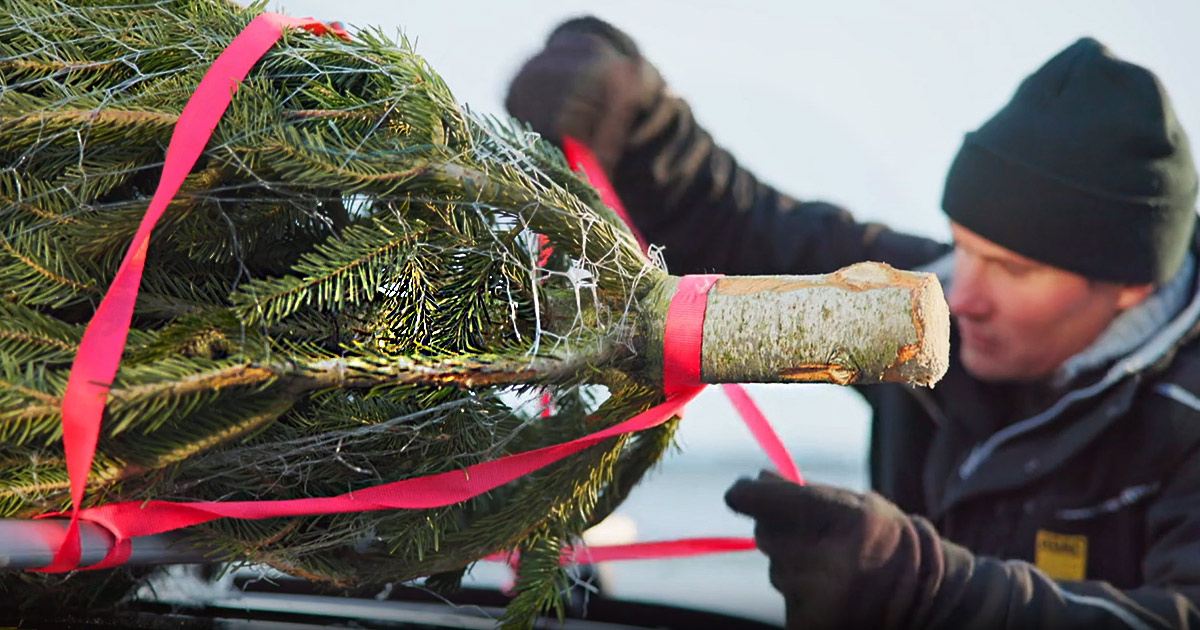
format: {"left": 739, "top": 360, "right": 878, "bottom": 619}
{"left": 506, "top": 17, "right": 1200, "bottom": 629}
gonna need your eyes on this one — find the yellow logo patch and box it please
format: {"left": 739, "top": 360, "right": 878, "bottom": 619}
{"left": 1035, "top": 530, "right": 1088, "bottom": 581}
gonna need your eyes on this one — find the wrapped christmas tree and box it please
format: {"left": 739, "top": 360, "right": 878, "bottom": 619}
{"left": 0, "top": 1, "right": 949, "bottom": 625}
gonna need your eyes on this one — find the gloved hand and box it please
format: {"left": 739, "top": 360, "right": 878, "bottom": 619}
{"left": 505, "top": 16, "right": 664, "bottom": 173}
{"left": 725, "top": 471, "right": 954, "bottom": 630}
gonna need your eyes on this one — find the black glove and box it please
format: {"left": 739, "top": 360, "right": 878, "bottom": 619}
{"left": 725, "top": 471, "right": 959, "bottom": 630}
{"left": 505, "top": 16, "right": 664, "bottom": 173}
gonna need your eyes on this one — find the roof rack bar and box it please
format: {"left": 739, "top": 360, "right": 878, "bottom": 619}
{"left": 0, "top": 519, "right": 208, "bottom": 569}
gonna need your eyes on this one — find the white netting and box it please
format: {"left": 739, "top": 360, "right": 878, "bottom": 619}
{"left": 0, "top": 0, "right": 675, "bottom": 595}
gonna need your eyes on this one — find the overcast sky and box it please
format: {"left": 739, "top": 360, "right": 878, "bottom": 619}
{"left": 275, "top": 0, "right": 1200, "bottom": 244}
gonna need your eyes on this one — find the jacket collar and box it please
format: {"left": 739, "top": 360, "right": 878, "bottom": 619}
{"left": 1054, "top": 252, "right": 1195, "bottom": 387}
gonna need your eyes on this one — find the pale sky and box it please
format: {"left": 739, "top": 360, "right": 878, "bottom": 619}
{"left": 275, "top": 0, "right": 1200, "bottom": 244}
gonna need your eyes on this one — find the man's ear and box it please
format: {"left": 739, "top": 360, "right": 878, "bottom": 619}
{"left": 1115, "top": 282, "right": 1155, "bottom": 310}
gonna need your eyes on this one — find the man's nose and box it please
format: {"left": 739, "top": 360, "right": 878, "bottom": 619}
{"left": 946, "top": 259, "right": 992, "bottom": 320}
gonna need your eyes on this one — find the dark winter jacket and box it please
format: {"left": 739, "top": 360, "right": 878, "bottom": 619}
{"left": 610, "top": 87, "right": 1200, "bottom": 629}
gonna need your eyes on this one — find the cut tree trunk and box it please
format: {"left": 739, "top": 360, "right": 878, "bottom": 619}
{"left": 639, "top": 261, "right": 949, "bottom": 387}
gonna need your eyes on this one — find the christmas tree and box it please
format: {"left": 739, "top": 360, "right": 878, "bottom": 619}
{"left": 0, "top": 1, "right": 948, "bottom": 626}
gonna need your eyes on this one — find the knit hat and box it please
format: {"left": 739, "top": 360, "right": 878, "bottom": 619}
{"left": 942, "top": 37, "right": 1197, "bottom": 284}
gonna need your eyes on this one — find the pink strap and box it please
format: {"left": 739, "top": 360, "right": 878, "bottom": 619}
{"left": 548, "top": 141, "right": 805, "bottom": 564}
{"left": 566, "top": 537, "right": 755, "bottom": 563}
{"left": 562, "top": 137, "right": 648, "bottom": 252}
{"left": 722, "top": 384, "right": 802, "bottom": 484}
{"left": 663, "top": 275, "right": 720, "bottom": 395}
{"left": 482, "top": 537, "right": 756, "bottom": 566}
{"left": 44, "top": 385, "right": 704, "bottom": 569}
{"left": 38, "top": 272, "right": 713, "bottom": 570}
{"left": 39, "top": 12, "right": 346, "bottom": 572}
{"left": 561, "top": 138, "right": 801, "bottom": 484}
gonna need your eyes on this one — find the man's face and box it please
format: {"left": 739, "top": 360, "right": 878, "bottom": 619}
{"left": 946, "top": 222, "right": 1152, "bottom": 382}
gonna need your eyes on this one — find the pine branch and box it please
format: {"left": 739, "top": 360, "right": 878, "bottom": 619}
{"left": 0, "top": 227, "right": 102, "bottom": 307}
{"left": 0, "top": 299, "right": 80, "bottom": 365}
{"left": 231, "top": 219, "right": 432, "bottom": 326}
{"left": 500, "top": 528, "right": 569, "bottom": 629}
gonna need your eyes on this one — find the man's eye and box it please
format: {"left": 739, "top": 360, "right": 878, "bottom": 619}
{"left": 1000, "top": 261, "right": 1032, "bottom": 277}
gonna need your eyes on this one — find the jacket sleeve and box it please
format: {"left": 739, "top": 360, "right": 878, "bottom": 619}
{"left": 610, "top": 89, "right": 949, "bottom": 276}
{"left": 919, "top": 452, "right": 1200, "bottom": 629}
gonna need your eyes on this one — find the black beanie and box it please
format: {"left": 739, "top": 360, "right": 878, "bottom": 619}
{"left": 942, "top": 37, "right": 1198, "bottom": 284}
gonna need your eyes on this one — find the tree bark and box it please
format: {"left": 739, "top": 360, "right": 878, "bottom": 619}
{"left": 640, "top": 262, "right": 949, "bottom": 387}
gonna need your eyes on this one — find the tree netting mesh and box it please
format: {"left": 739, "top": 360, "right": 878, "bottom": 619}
{"left": 0, "top": 0, "right": 678, "bottom": 622}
